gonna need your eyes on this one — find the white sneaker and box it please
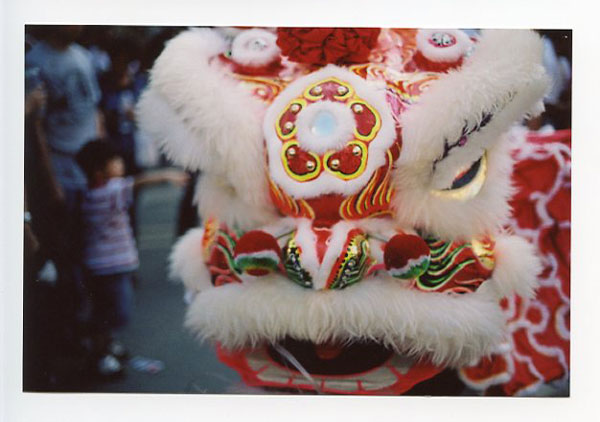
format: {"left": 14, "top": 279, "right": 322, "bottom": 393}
{"left": 97, "top": 354, "right": 123, "bottom": 376}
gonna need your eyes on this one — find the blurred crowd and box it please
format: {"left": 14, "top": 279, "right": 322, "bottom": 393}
{"left": 23, "top": 25, "right": 196, "bottom": 391}
{"left": 529, "top": 29, "right": 572, "bottom": 132}
{"left": 22, "top": 26, "right": 571, "bottom": 392}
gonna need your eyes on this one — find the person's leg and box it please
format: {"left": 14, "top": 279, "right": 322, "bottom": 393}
{"left": 100, "top": 272, "right": 134, "bottom": 358}
{"left": 88, "top": 274, "right": 111, "bottom": 355}
{"left": 88, "top": 272, "right": 133, "bottom": 376}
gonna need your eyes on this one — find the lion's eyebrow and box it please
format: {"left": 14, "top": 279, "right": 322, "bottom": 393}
{"left": 432, "top": 91, "right": 516, "bottom": 172}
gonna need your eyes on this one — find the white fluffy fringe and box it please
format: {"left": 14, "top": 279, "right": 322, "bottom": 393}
{"left": 490, "top": 234, "right": 542, "bottom": 300}
{"left": 184, "top": 276, "right": 505, "bottom": 367}
{"left": 169, "top": 228, "right": 212, "bottom": 294}
{"left": 171, "top": 226, "right": 540, "bottom": 368}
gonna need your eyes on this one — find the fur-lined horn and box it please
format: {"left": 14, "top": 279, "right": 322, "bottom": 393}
{"left": 136, "top": 28, "right": 276, "bottom": 229}
{"left": 393, "top": 29, "right": 550, "bottom": 240}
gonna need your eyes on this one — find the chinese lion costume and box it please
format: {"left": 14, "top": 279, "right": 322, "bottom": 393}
{"left": 137, "top": 27, "right": 570, "bottom": 395}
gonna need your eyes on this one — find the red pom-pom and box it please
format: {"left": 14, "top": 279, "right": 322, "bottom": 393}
{"left": 276, "top": 27, "right": 381, "bottom": 65}
{"left": 234, "top": 230, "right": 282, "bottom": 276}
{"left": 384, "top": 233, "right": 430, "bottom": 279}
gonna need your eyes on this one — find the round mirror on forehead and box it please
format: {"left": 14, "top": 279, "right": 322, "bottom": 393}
{"left": 310, "top": 109, "right": 337, "bottom": 137}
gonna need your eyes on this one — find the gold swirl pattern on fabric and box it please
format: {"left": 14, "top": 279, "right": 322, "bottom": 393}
{"left": 470, "top": 237, "right": 496, "bottom": 271}
{"left": 326, "top": 231, "right": 373, "bottom": 290}
{"left": 233, "top": 74, "right": 287, "bottom": 103}
{"left": 387, "top": 73, "right": 440, "bottom": 104}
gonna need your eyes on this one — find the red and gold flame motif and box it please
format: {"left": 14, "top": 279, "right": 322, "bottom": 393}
{"left": 233, "top": 74, "right": 288, "bottom": 103}
{"left": 268, "top": 179, "right": 316, "bottom": 219}
{"left": 339, "top": 142, "right": 400, "bottom": 220}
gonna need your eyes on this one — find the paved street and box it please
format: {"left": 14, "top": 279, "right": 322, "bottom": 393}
{"left": 92, "top": 182, "right": 241, "bottom": 393}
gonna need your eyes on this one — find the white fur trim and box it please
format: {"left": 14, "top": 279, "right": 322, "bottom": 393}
{"left": 394, "top": 29, "right": 550, "bottom": 240}
{"left": 264, "top": 65, "right": 396, "bottom": 199}
{"left": 291, "top": 220, "right": 358, "bottom": 290}
{"left": 196, "top": 173, "right": 276, "bottom": 230}
{"left": 314, "top": 221, "right": 354, "bottom": 289}
{"left": 369, "top": 238, "right": 386, "bottom": 266}
{"left": 416, "top": 29, "right": 473, "bottom": 63}
{"left": 137, "top": 28, "right": 276, "bottom": 229}
{"left": 489, "top": 234, "right": 542, "bottom": 300}
{"left": 231, "top": 28, "right": 280, "bottom": 67}
{"left": 293, "top": 219, "right": 321, "bottom": 281}
{"left": 235, "top": 250, "right": 281, "bottom": 263}
{"left": 388, "top": 255, "right": 429, "bottom": 275}
{"left": 354, "top": 218, "right": 416, "bottom": 240}
{"left": 185, "top": 275, "right": 506, "bottom": 367}
{"left": 169, "top": 228, "right": 212, "bottom": 294}
{"left": 295, "top": 101, "right": 355, "bottom": 154}
{"left": 260, "top": 217, "right": 297, "bottom": 239}
{"left": 213, "top": 27, "right": 243, "bottom": 41}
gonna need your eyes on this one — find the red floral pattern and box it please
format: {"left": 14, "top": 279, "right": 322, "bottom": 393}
{"left": 276, "top": 28, "right": 381, "bottom": 65}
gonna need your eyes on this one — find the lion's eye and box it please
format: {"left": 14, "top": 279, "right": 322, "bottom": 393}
{"left": 429, "top": 32, "right": 456, "bottom": 48}
{"left": 248, "top": 38, "right": 268, "bottom": 51}
{"left": 230, "top": 29, "right": 279, "bottom": 67}
{"left": 431, "top": 153, "right": 487, "bottom": 200}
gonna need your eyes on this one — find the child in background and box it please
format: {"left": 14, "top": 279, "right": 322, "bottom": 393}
{"left": 75, "top": 139, "right": 187, "bottom": 377}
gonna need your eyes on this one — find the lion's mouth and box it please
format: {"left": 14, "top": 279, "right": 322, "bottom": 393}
{"left": 267, "top": 337, "right": 393, "bottom": 376}
{"left": 217, "top": 336, "right": 443, "bottom": 394}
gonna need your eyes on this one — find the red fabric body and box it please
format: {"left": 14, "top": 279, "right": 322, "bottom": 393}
{"left": 460, "top": 129, "right": 571, "bottom": 395}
